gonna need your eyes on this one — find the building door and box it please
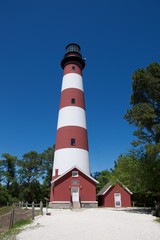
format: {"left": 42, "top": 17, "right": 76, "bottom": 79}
{"left": 71, "top": 187, "right": 79, "bottom": 202}
{"left": 114, "top": 193, "right": 121, "bottom": 207}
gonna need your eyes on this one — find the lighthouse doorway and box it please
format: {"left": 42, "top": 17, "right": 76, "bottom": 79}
{"left": 71, "top": 187, "right": 79, "bottom": 202}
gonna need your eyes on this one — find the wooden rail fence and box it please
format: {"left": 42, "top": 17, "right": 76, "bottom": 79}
{"left": 0, "top": 201, "right": 43, "bottom": 233}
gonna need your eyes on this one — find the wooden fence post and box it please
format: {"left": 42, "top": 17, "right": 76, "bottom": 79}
{"left": 44, "top": 197, "right": 49, "bottom": 215}
{"left": 40, "top": 201, "right": 43, "bottom": 215}
{"left": 32, "top": 202, "right": 35, "bottom": 220}
{"left": 9, "top": 209, "right": 15, "bottom": 229}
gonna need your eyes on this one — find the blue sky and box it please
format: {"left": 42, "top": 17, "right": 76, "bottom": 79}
{"left": 0, "top": 0, "right": 160, "bottom": 173}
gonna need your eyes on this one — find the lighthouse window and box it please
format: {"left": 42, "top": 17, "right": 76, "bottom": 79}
{"left": 72, "top": 171, "right": 78, "bottom": 177}
{"left": 71, "top": 138, "right": 76, "bottom": 146}
{"left": 71, "top": 98, "right": 75, "bottom": 104}
{"left": 72, "top": 66, "right": 75, "bottom": 71}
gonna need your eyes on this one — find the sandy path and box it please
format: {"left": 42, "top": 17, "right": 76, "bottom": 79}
{"left": 17, "top": 208, "right": 160, "bottom": 240}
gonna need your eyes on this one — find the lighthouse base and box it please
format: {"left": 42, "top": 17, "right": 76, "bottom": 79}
{"left": 49, "top": 201, "right": 98, "bottom": 209}
{"left": 50, "top": 166, "right": 98, "bottom": 209}
{"left": 81, "top": 201, "right": 98, "bottom": 208}
{"left": 49, "top": 201, "right": 71, "bottom": 209}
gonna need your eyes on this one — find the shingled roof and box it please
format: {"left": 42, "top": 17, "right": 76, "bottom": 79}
{"left": 97, "top": 182, "right": 132, "bottom": 196}
{"left": 97, "top": 182, "right": 113, "bottom": 196}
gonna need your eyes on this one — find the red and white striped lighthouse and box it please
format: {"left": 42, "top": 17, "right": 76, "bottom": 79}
{"left": 52, "top": 43, "right": 90, "bottom": 177}
{"left": 50, "top": 44, "right": 98, "bottom": 208}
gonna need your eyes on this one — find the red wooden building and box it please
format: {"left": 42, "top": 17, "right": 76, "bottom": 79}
{"left": 50, "top": 166, "right": 98, "bottom": 208}
{"left": 97, "top": 182, "right": 132, "bottom": 207}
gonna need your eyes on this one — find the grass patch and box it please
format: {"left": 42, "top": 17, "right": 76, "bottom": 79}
{"left": 12, "top": 219, "right": 32, "bottom": 228}
{"left": 0, "top": 219, "right": 32, "bottom": 240}
{"left": 0, "top": 228, "right": 20, "bottom": 240}
{"left": 0, "top": 206, "right": 42, "bottom": 216}
{"left": 35, "top": 210, "right": 41, "bottom": 216}
{"left": 0, "top": 206, "right": 42, "bottom": 239}
{"left": 155, "top": 218, "right": 160, "bottom": 224}
{"left": 0, "top": 207, "right": 13, "bottom": 216}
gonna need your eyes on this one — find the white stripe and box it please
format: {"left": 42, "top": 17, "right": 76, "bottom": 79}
{"left": 61, "top": 73, "right": 84, "bottom": 91}
{"left": 57, "top": 106, "right": 87, "bottom": 129}
{"left": 53, "top": 148, "right": 90, "bottom": 176}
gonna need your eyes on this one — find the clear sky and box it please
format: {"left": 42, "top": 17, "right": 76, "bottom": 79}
{"left": 0, "top": 0, "right": 160, "bottom": 173}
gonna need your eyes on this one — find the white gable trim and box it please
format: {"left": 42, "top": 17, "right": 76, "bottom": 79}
{"left": 98, "top": 182, "right": 133, "bottom": 196}
{"left": 101, "top": 185, "right": 113, "bottom": 195}
{"left": 51, "top": 165, "right": 99, "bottom": 186}
{"left": 121, "top": 184, "right": 133, "bottom": 195}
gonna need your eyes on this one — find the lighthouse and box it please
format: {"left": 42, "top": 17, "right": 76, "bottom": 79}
{"left": 50, "top": 44, "right": 98, "bottom": 208}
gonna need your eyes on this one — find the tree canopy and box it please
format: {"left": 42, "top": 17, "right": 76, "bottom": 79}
{"left": 122, "top": 62, "right": 160, "bottom": 203}
{"left": 0, "top": 154, "right": 17, "bottom": 189}
{"left": 124, "top": 62, "right": 160, "bottom": 147}
{"left": 0, "top": 146, "right": 54, "bottom": 206}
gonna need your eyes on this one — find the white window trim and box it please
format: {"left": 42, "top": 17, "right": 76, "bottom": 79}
{"left": 72, "top": 171, "right": 78, "bottom": 177}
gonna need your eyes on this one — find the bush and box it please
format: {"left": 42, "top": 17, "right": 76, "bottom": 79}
{"left": 151, "top": 202, "right": 160, "bottom": 217}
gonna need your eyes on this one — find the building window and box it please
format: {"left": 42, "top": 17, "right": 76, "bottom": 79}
{"left": 71, "top": 138, "right": 76, "bottom": 146}
{"left": 72, "top": 180, "right": 79, "bottom": 184}
{"left": 72, "top": 66, "right": 75, "bottom": 71}
{"left": 71, "top": 98, "right": 75, "bottom": 104}
{"left": 72, "top": 171, "right": 78, "bottom": 177}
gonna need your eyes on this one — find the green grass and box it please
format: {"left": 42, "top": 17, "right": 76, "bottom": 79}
{"left": 155, "top": 218, "right": 160, "bottom": 224}
{"left": 0, "top": 219, "right": 32, "bottom": 240}
{"left": 0, "top": 207, "right": 13, "bottom": 216}
{"left": 0, "top": 206, "right": 42, "bottom": 239}
{"left": 12, "top": 219, "right": 32, "bottom": 228}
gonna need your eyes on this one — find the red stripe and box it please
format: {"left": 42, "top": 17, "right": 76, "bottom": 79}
{"left": 60, "top": 88, "right": 85, "bottom": 109}
{"left": 55, "top": 126, "right": 89, "bottom": 151}
{"left": 63, "top": 63, "right": 82, "bottom": 75}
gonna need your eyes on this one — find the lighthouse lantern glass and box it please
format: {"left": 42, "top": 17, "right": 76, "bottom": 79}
{"left": 66, "top": 44, "right": 80, "bottom": 53}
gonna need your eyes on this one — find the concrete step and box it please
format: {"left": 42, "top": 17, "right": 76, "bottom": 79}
{"left": 72, "top": 202, "right": 80, "bottom": 209}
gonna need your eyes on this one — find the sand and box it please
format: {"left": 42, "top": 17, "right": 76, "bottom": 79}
{"left": 17, "top": 208, "right": 160, "bottom": 240}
